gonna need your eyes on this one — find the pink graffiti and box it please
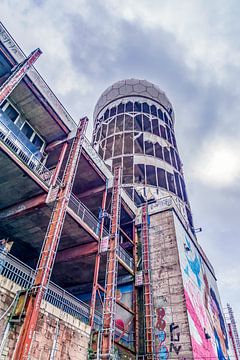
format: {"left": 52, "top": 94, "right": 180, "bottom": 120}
{"left": 155, "top": 307, "right": 169, "bottom": 359}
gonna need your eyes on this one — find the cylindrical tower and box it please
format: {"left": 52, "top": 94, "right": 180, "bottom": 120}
{"left": 92, "top": 79, "right": 193, "bottom": 228}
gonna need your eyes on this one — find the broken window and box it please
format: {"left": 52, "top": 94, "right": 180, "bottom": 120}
{"left": 125, "top": 114, "right": 133, "bottom": 131}
{"left": 134, "top": 164, "right": 145, "bottom": 184}
{"left": 143, "top": 102, "right": 150, "bottom": 114}
{"left": 134, "top": 102, "right": 141, "bottom": 112}
{"left": 134, "top": 114, "right": 142, "bottom": 131}
{"left": 167, "top": 171, "right": 176, "bottom": 194}
{"left": 152, "top": 118, "right": 160, "bottom": 136}
{"left": 151, "top": 105, "right": 157, "bottom": 116}
{"left": 160, "top": 125, "right": 166, "bottom": 140}
{"left": 158, "top": 108, "right": 163, "bottom": 120}
{"left": 116, "top": 115, "right": 124, "bottom": 132}
{"left": 155, "top": 143, "right": 163, "bottom": 159}
{"left": 134, "top": 133, "right": 144, "bottom": 153}
{"left": 143, "top": 115, "right": 151, "bottom": 132}
{"left": 108, "top": 118, "right": 116, "bottom": 137}
{"left": 164, "top": 147, "right": 171, "bottom": 164}
{"left": 117, "top": 103, "right": 124, "bottom": 114}
{"left": 146, "top": 165, "right": 157, "bottom": 186}
{"left": 124, "top": 132, "right": 133, "bottom": 154}
{"left": 157, "top": 168, "right": 167, "bottom": 189}
{"left": 105, "top": 136, "right": 114, "bottom": 159}
{"left": 110, "top": 106, "right": 116, "bottom": 117}
{"left": 126, "top": 101, "right": 133, "bottom": 112}
{"left": 114, "top": 134, "right": 123, "bottom": 156}
{"left": 145, "top": 141, "right": 154, "bottom": 156}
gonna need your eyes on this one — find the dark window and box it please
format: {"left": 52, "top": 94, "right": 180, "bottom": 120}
{"left": 170, "top": 148, "right": 177, "bottom": 168}
{"left": 157, "top": 168, "right": 167, "bottom": 189}
{"left": 145, "top": 141, "right": 154, "bottom": 156}
{"left": 180, "top": 176, "right": 188, "bottom": 202}
{"left": 174, "top": 172, "right": 183, "bottom": 199}
{"left": 21, "top": 123, "right": 34, "bottom": 139}
{"left": 134, "top": 102, "right": 141, "bottom": 112}
{"left": 116, "top": 115, "right": 124, "bottom": 132}
{"left": 124, "top": 133, "right": 133, "bottom": 154}
{"left": 186, "top": 206, "right": 194, "bottom": 229}
{"left": 123, "top": 156, "right": 133, "bottom": 184}
{"left": 105, "top": 136, "right": 114, "bottom": 159}
{"left": 158, "top": 108, "right": 163, "bottom": 120}
{"left": 160, "top": 125, "right": 166, "bottom": 139}
{"left": 32, "top": 134, "right": 44, "bottom": 150}
{"left": 110, "top": 106, "right": 116, "bottom": 117}
{"left": 164, "top": 147, "right": 171, "bottom": 164}
{"left": 134, "top": 114, "right": 142, "bottom": 131}
{"left": 155, "top": 143, "right": 163, "bottom": 159}
{"left": 102, "top": 124, "right": 107, "bottom": 138}
{"left": 146, "top": 165, "right": 157, "bottom": 186}
{"left": 125, "top": 115, "right": 133, "bottom": 131}
{"left": 152, "top": 118, "right": 160, "bottom": 136}
{"left": 126, "top": 101, "right": 133, "bottom": 112}
{"left": 134, "top": 164, "right": 145, "bottom": 184}
{"left": 95, "top": 128, "right": 101, "bottom": 142}
{"left": 166, "top": 127, "right": 172, "bottom": 144}
{"left": 114, "top": 134, "right": 123, "bottom": 156}
{"left": 176, "top": 152, "right": 181, "bottom": 171}
{"left": 4, "top": 104, "right": 19, "bottom": 122}
{"left": 117, "top": 103, "right": 124, "bottom": 114}
{"left": 167, "top": 172, "right": 176, "bottom": 194}
{"left": 172, "top": 133, "right": 177, "bottom": 148}
{"left": 164, "top": 112, "right": 169, "bottom": 126}
{"left": 113, "top": 157, "right": 122, "bottom": 168}
{"left": 143, "top": 115, "right": 151, "bottom": 132}
{"left": 143, "top": 102, "right": 150, "bottom": 114}
{"left": 104, "top": 109, "right": 109, "bottom": 120}
{"left": 150, "top": 105, "right": 157, "bottom": 116}
{"left": 108, "top": 118, "right": 115, "bottom": 136}
{"left": 134, "top": 133, "right": 144, "bottom": 153}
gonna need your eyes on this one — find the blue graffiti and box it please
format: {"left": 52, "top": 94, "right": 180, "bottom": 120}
{"left": 184, "top": 236, "right": 202, "bottom": 289}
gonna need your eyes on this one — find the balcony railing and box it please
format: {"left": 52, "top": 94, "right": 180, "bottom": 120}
{"left": 0, "top": 114, "right": 53, "bottom": 186}
{"left": 0, "top": 253, "right": 91, "bottom": 325}
{"left": 117, "top": 246, "right": 134, "bottom": 271}
{"left": 68, "top": 193, "right": 109, "bottom": 238}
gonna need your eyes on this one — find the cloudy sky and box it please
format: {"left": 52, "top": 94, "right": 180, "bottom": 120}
{"left": 1, "top": 0, "right": 240, "bottom": 325}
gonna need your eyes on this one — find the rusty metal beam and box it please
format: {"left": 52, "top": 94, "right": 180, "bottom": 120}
{"left": 45, "top": 138, "right": 68, "bottom": 152}
{"left": 56, "top": 242, "right": 98, "bottom": 263}
{"left": 0, "top": 193, "right": 47, "bottom": 220}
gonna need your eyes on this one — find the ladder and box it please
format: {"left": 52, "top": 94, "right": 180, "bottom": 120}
{"left": 13, "top": 117, "right": 88, "bottom": 360}
{"left": 141, "top": 203, "right": 155, "bottom": 359}
{"left": 99, "top": 166, "right": 122, "bottom": 359}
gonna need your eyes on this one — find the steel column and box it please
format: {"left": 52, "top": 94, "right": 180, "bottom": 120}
{"left": 50, "top": 141, "right": 68, "bottom": 186}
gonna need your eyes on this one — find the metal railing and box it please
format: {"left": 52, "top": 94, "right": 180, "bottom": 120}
{"left": 117, "top": 246, "right": 134, "bottom": 271}
{"left": 68, "top": 193, "right": 109, "bottom": 238}
{"left": 0, "top": 253, "right": 91, "bottom": 325}
{"left": 0, "top": 117, "right": 53, "bottom": 186}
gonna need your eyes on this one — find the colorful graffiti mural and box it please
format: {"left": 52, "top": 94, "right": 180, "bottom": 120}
{"left": 174, "top": 214, "right": 230, "bottom": 360}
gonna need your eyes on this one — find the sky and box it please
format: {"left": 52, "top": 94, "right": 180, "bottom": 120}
{"left": 1, "top": 0, "right": 240, "bottom": 326}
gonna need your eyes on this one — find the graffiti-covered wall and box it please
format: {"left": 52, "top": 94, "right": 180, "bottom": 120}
{"left": 174, "top": 213, "right": 230, "bottom": 360}
{"left": 149, "top": 209, "right": 193, "bottom": 359}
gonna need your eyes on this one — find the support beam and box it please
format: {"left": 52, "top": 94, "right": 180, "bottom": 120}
{"left": 56, "top": 242, "right": 98, "bottom": 263}
{"left": 50, "top": 142, "right": 68, "bottom": 186}
{"left": 79, "top": 184, "right": 105, "bottom": 199}
{"left": 45, "top": 138, "right": 68, "bottom": 152}
{"left": 0, "top": 193, "right": 47, "bottom": 220}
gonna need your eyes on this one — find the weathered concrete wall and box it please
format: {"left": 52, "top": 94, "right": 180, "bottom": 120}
{"left": 149, "top": 209, "right": 193, "bottom": 359}
{"left": 0, "top": 276, "right": 91, "bottom": 359}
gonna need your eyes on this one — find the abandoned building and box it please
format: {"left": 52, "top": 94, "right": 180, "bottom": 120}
{"left": 0, "top": 22, "right": 231, "bottom": 359}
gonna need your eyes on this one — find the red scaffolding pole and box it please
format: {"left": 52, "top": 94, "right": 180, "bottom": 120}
{"left": 0, "top": 48, "right": 42, "bottom": 105}
{"left": 99, "top": 166, "right": 122, "bottom": 359}
{"left": 13, "top": 117, "right": 88, "bottom": 360}
{"left": 89, "top": 181, "right": 108, "bottom": 328}
{"left": 141, "top": 203, "right": 155, "bottom": 359}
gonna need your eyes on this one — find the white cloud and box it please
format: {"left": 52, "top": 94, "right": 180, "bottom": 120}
{"left": 192, "top": 137, "right": 240, "bottom": 187}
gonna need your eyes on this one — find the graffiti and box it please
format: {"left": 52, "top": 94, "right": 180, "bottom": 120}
{"left": 155, "top": 307, "right": 168, "bottom": 359}
{"left": 170, "top": 323, "right": 181, "bottom": 355}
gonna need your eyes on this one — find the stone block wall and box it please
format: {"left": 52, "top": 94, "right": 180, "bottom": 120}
{"left": 0, "top": 276, "right": 91, "bottom": 359}
{"left": 149, "top": 209, "right": 193, "bottom": 359}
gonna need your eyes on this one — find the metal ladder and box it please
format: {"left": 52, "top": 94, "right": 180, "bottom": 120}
{"left": 98, "top": 166, "right": 122, "bottom": 359}
{"left": 12, "top": 117, "right": 88, "bottom": 360}
{"left": 141, "top": 203, "right": 155, "bottom": 359}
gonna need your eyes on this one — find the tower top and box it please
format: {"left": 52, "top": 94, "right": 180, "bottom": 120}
{"left": 93, "top": 78, "right": 174, "bottom": 121}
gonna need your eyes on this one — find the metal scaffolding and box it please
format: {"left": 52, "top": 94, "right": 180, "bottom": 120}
{"left": 12, "top": 117, "right": 88, "bottom": 360}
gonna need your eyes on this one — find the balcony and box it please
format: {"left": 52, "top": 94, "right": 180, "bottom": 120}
{"left": 0, "top": 109, "right": 52, "bottom": 186}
